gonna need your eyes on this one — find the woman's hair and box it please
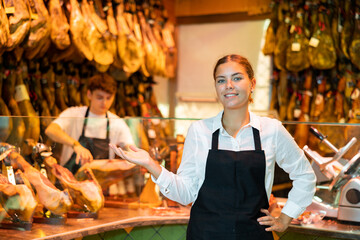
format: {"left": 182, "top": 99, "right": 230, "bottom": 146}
{"left": 88, "top": 73, "right": 117, "bottom": 95}
{"left": 213, "top": 54, "right": 254, "bottom": 80}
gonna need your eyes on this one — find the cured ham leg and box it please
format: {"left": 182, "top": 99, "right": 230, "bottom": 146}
{"left": 6, "top": 148, "right": 73, "bottom": 215}
{"left": 44, "top": 156, "right": 104, "bottom": 213}
{"left": 69, "top": 0, "right": 93, "bottom": 61}
{"left": 81, "top": 0, "right": 113, "bottom": 68}
{"left": 25, "top": 0, "right": 51, "bottom": 59}
{"left": 48, "top": 0, "right": 70, "bottom": 50}
{"left": 4, "top": 0, "right": 31, "bottom": 51}
{"left": 75, "top": 159, "right": 137, "bottom": 189}
{"left": 0, "top": 0, "right": 10, "bottom": 53}
{"left": 0, "top": 173, "right": 37, "bottom": 222}
{"left": 115, "top": 2, "right": 144, "bottom": 73}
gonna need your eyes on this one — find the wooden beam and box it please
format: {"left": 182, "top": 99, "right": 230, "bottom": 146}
{"left": 177, "top": 12, "right": 271, "bottom": 25}
{"left": 175, "top": 0, "right": 272, "bottom": 17}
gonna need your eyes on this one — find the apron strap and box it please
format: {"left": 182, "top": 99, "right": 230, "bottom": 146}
{"left": 105, "top": 112, "right": 110, "bottom": 139}
{"left": 81, "top": 107, "right": 110, "bottom": 140}
{"left": 80, "top": 107, "right": 90, "bottom": 137}
{"left": 211, "top": 129, "right": 220, "bottom": 150}
{"left": 211, "top": 127, "right": 262, "bottom": 151}
{"left": 252, "top": 128, "right": 262, "bottom": 151}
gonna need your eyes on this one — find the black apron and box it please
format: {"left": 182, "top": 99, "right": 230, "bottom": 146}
{"left": 186, "top": 128, "right": 274, "bottom": 240}
{"left": 64, "top": 107, "right": 110, "bottom": 174}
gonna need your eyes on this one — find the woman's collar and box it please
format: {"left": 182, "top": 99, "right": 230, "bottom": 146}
{"left": 212, "top": 110, "right": 261, "bottom": 133}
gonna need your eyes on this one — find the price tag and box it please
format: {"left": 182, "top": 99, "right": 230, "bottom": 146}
{"left": 304, "top": 90, "right": 313, "bottom": 96}
{"left": 338, "top": 25, "right": 343, "bottom": 33}
{"left": 304, "top": 114, "right": 310, "bottom": 122}
{"left": 338, "top": 15, "right": 343, "bottom": 33}
{"left": 315, "top": 94, "right": 324, "bottom": 105}
{"left": 294, "top": 108, "right": 302, "bottom": 118}
{"left": 290, "top": 25, "right": 296, "bottom": 34}
{"left": 6, "top": 166, "right": 16, "bottom": 185}
{"left": 285, "top": 17, "right": 290, "bottom": 24}
{"left": 30, "top": 12, "right": 38, "bottom": 20}
{"left": 351, "top": 88, "right": 360, "bottom": 99}
{"left": 14, "top": 84, "right": 30, "bottom": 102}
{"left": 291, "top": 42, "right": 301, "bottom": 52}
{"left": 148, "top": 129, "right": 156, "bottom": 139}
{"left": 5, "top": 6, "right": 15, "bottom": 14}
{"left": 151, "top": 119, "right": 161, "bottom": 125}
{"left": 309, "top": 37, "right": 320, "bottom": 47}
{"left": 40, "top": 167, "right": 48, "bottom": 178}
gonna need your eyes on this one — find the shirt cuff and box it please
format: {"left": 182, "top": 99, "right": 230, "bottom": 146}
{"left": 281, "top": 200, "right": 306, "bottom": 219}
{"left": 151, "top": 165, "right": 172, "bottom": 190}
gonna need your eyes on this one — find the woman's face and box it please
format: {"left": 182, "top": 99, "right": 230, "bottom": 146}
{"left": 214, "top": 61, "right": 255, "bottom": 110}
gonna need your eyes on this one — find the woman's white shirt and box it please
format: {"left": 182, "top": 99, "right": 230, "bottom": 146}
{"left": 152, "top": 111, "right": 316, "bottom": 219}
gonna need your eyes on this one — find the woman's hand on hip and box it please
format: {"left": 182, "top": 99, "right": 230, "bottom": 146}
{"left": 257, "top": 209, "right": 292, "bottom": 232}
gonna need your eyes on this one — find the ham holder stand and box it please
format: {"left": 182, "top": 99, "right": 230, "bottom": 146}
{"left": 0, "top": 144, "right": 32, "bottom": 231}
{"left": 31, "top": 141, "right": 99, "bottom": 221}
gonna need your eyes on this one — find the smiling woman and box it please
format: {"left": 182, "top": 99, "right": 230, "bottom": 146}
{"left": 111, "top": 54, "right": 316, "bottom": 240}
{"left": 213, "top": 55, "right": 256, "bottom": 136}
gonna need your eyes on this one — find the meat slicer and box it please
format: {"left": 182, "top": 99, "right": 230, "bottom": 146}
{"left": 303, "top": 127, "right": 360, "bottom": 222}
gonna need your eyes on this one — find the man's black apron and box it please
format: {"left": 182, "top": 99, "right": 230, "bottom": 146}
{"left": 187, "top": 128, "right": 274, "bottom": 240}
{"left": 64, "top": 107, "right": 110, "bottom": 174}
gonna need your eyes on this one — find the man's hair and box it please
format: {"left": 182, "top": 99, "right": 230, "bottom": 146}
{"left": 88, "top": 73, "right": 117, "bottom": 95}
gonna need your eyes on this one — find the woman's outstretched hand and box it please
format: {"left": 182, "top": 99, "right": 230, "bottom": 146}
{"left": 257, "top": 209, "right": 292, "bottom": 232}
{"left": 109, "top": 144, "right": 152, "bottom": 167}
{"left": 110, "top": 144, "right": 163, "bottom": 179}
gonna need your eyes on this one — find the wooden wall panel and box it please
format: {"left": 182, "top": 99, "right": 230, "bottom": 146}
{"left": 175, "top": 0, "right": 272, "bottom": 17}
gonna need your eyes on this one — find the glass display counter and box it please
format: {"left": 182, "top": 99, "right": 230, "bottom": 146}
{"left": 0, "top": 115, "right": 359, "bottom": 239}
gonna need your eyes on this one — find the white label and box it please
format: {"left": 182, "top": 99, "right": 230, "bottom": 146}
{"left": 6, "top": 166, "right": 16, "bottom": 185}
{"left": 304, "top": 114, "right": 310, "bottom": 121}
{"left": 294, "top": 108, "right": 302, "bottom": 118}
{"left": 315, "top": 94, "right": 324, "bottom": 105}
{"left": 151, "top": 119, "right": 161, "bottom": 125}
{"left": 148, "top": 129, "right": 156, "bottom": 139}
{"left": 290, "top": 25, "right": 296, "bottom": 34}
{"left": 5, "top": 6, "right": 15, "bottom": 14}
{"left": 304, "top": 90, "right": 313, "bottom": 97}
{"left": 351, "top": 88, "right": 360, "bottom": 99}
{"left": 14, "top": 84, "right": 30, "bottom": 102}
{"left": 30, "top": 12, "right": 38, "bottom": 20}
{"left": 309, "top": 37, "right": 320, "bottom": 47}
{"left": 291, "top": 42, "right": 301, "bottom": 52}
{"left": 40, "top": 168, "right": 48, "bottom": 178}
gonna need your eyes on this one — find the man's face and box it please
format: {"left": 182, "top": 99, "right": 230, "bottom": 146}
{"left": 87, "top": 89, "right": 115, "bottom": 115}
